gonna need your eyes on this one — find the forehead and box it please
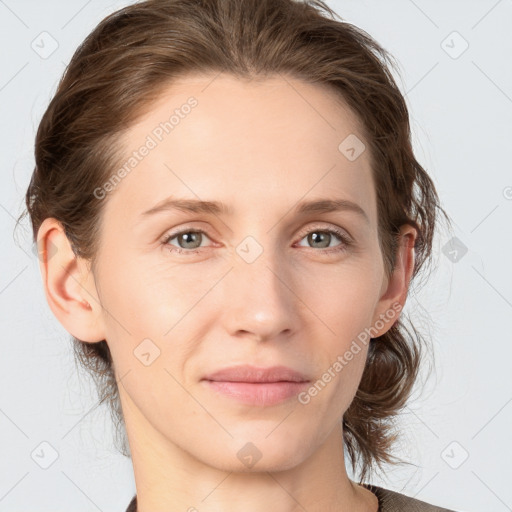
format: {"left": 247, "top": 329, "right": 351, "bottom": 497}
{"left": 105, "top": 72, "right": 377, "bottom": 226}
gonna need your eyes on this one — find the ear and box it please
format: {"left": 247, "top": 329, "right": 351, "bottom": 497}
{"left": 370, "top": 224, "right": 417, "bottom": 337}
{"left": 36, "top": 217, "right": 106, "bottom": 343}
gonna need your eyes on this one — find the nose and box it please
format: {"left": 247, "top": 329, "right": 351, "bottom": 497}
{"left": 220, "top": 245, "right": 299, "bottom": 342}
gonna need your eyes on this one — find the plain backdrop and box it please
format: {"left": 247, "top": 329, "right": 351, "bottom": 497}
{"left": 1, "top": 0, "right": 511, "bottom": 511}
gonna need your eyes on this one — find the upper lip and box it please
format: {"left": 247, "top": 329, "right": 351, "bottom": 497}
{"left": 202, "top": 365, "right": 310, "bottom": 383}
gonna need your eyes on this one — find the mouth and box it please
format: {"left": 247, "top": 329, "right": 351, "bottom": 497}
{"left": 201, "top": 365, "right": 311, "bottom": 406}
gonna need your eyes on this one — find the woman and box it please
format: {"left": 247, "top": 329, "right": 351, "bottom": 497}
{"left": 23, "top": 0, "right": 458, "bottom": 510}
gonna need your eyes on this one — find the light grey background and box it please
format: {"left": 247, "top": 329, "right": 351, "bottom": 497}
{"left": 1, "top": 1, "right": 511, "bottom": 511}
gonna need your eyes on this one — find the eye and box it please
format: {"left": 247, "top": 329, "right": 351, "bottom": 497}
{"left": 295, "top": 227, "right": 352, "bottom": 254}
{"left": 161, "top": 226, "right": 352, "bottom": 256}
{"left": 162, "top": 229, "right": 212, "bottom": 254}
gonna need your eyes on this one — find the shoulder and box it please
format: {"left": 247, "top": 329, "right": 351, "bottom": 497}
{"left": 363, "top": 484, "right": 459, "bottom": 512}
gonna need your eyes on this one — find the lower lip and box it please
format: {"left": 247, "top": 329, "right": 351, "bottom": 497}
{"left": 203, "top": 380, "right": 310, "bottom": 406}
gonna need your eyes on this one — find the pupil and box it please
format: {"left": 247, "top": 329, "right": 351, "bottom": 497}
{"left": 181, "top": 232, "right": 200, "bottom": 248}
{"left": 310, "top": 232, "right": 329, "bottom": 248}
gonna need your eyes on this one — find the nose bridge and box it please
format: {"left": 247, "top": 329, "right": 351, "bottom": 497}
{"left": 222, "top": 233, "right": 296, "bottom": 339}
{"left": 236, "top": 233, "right": 288, "bottom": 305}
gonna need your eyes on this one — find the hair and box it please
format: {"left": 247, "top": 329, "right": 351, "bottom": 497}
{"left": 19, "top": 0, "right": 452, "bottom": 484}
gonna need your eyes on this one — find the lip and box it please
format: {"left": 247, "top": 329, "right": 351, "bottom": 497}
{"left": 201, "top": 365, "right": 311, "bottom": 406}
{"left": 202, "top": 364, "right": 310, "bottom": 383}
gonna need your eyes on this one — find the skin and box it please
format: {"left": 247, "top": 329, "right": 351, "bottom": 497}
{"left": 38, "top": 73, "right": 416, "bottom": 512}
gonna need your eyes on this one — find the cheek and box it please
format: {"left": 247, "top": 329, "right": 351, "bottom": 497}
{"left": 96, "top": 257, "right": 212, "bottom": 376}
{"left": 297, "top": 259, "right": 382, "bottom": 334}
{"left": 100, "top": 255, "right": 201, "bottom": 328}
{"left": 295, "top": 262, "right": 380, "bottom": 401}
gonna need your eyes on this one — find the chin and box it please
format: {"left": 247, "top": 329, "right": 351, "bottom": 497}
{"left": 196, "top": 430, "right": 311, "bottom": 473}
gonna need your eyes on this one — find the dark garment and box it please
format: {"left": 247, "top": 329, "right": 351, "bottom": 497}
{"left": 125, "top": 494, "right": 136, "bottom": 512}
{"left": 125, "top": 483, "right": 457, "bottom": 511}
{"left": 362, "top": 483, "right": 457, "bottom": 511}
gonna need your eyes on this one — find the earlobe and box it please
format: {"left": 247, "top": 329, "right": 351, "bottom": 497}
{"left": 371, "top": 224, "right": 417, "bottom": 337}
{"left": 36, "top": 218, "right": 106, "bottom": 343}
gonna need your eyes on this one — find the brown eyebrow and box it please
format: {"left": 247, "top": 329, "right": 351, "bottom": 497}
{"left": 295, "top": 198, "right": 369, "bottom": 224}
{"left": 141, "top": 197, "right": 369, "bottom": 224}
{"left": 142, "top": 198, "right": 233, "bottom": 216}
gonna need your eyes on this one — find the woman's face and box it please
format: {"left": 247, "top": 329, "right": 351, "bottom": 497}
{"left": 87, "top": 73, "right": 408, "bottom": 471}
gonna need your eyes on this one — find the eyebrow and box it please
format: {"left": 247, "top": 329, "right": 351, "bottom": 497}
{"left": 141, "top": 197, "right": 369, "bottom": 224}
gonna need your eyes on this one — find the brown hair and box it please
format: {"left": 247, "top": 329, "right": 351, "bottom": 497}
{"left": 19, "top": 0, "right": 452, "bottom": 483}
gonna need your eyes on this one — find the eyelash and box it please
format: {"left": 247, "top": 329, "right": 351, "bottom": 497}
{"left": 161, "top": 225, "right": 353, "bottom": 256}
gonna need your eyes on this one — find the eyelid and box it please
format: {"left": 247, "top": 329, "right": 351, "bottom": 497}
{"left": 295, "top": 222, "right": 353, "bottom": 243}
